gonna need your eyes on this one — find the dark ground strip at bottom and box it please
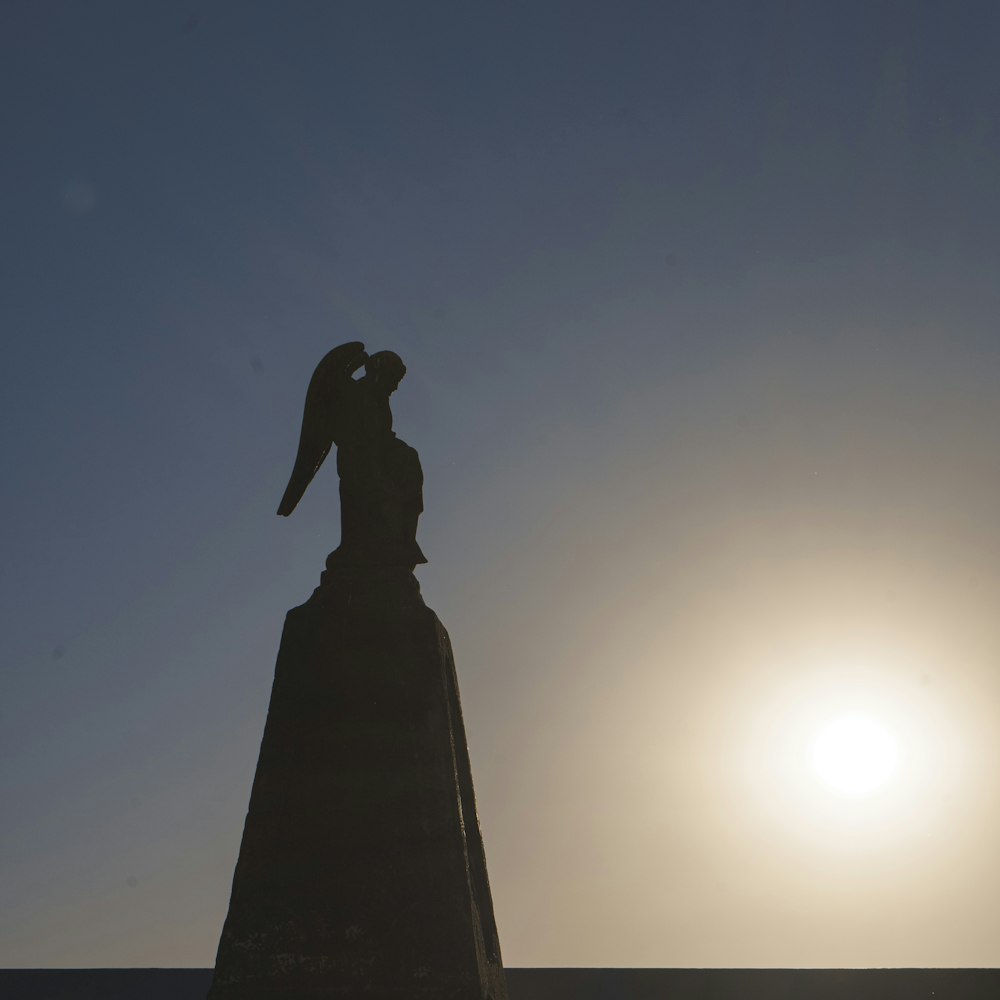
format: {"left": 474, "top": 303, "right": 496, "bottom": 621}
{"left": 1, "top": 967, "right": 998, "bottom": 1000}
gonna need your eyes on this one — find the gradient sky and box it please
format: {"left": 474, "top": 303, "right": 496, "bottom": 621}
{"left": 4, "top": 0, "right": 1000, "bottom": 970}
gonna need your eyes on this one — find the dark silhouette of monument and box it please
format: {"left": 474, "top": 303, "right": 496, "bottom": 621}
{"left": 208, "top": 343, "right": 508, "bottom": 999}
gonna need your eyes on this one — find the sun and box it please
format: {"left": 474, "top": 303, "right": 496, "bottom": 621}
{"left": 811, "top": 714, "right": 899, "bottom": 795}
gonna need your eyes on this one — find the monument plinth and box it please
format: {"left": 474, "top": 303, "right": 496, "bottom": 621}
{"left": 208, "top": 344, "right": 508, "bottom": 999}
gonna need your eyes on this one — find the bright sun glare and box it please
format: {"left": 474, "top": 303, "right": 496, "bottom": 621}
{"left": 811, "top": 714, "right": 899, "bottom": 795}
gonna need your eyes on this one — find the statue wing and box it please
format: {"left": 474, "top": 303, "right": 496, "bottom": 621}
{"left": 276, "top": 341, "right": 366, "bottom": 516}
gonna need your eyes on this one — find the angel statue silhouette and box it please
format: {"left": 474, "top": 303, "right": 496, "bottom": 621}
{"left": 277, "top": 342, "right": 427, "bottom": 570}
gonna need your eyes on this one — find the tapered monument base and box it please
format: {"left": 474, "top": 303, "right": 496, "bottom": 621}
{"left": 207, "top": 567, "right": 507, "bottom": 1000}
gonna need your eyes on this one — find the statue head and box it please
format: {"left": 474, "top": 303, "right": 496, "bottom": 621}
{"left": 366, "top": 351, "right": 406, "bottom": 394}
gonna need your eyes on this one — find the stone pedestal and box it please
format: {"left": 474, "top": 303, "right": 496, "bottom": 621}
{"left": 208, "top": 567, "right": 507, "bottom": 999}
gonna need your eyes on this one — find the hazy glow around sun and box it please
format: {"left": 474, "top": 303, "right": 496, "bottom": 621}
{"left": 812, "top": 714, "right": 899, "bottom": 795}
{"left": 735, "top": 649, "right": 968, "bottom": 861}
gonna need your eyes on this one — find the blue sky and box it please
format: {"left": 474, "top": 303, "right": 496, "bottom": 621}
{"left": 3, "top": 0, "right": 1000, "bottom": 968}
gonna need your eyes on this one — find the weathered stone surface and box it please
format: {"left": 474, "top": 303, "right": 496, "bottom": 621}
{"left": 208, "top": 566, "right": 507, "bottom": 999}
